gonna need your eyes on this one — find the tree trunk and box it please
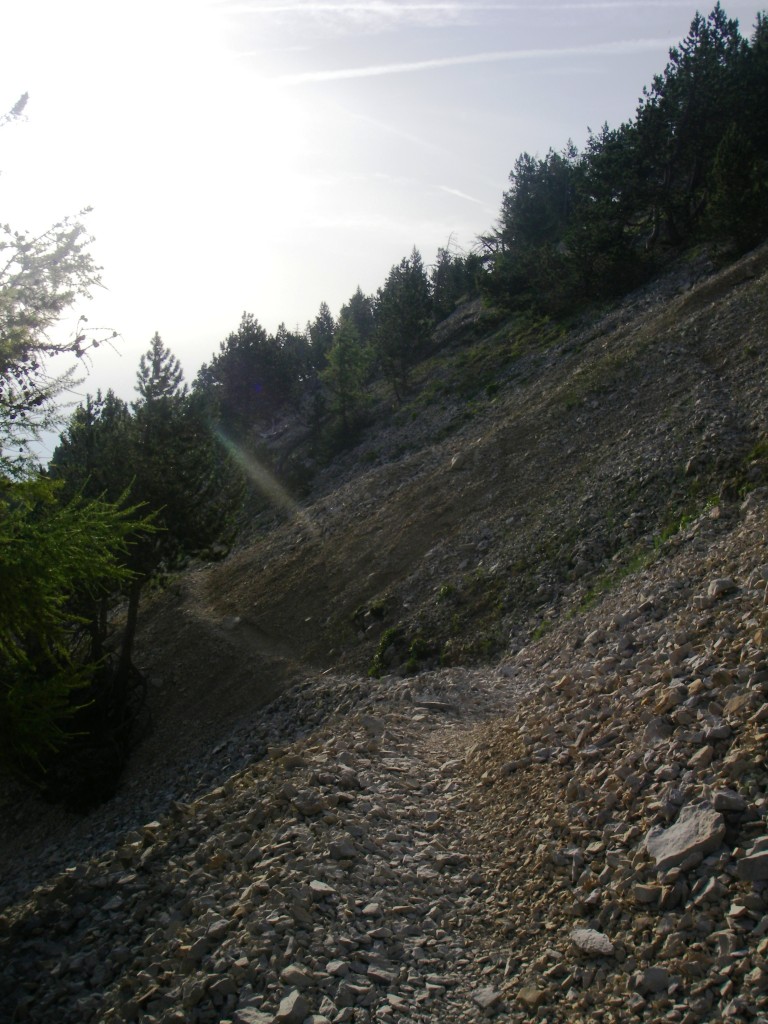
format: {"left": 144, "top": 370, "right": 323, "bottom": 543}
{"left": 118, "top": 576, "right": 144, "bottom": 680}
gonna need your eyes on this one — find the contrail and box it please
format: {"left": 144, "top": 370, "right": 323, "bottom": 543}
{"left": 275, "top": 37, "right": 671, "bottom": 85}
{"left": 219, "top": 1, "right": 698, "bottom": 13}
{"left": 437, "top": 185, "right": 486, "bottom": 206}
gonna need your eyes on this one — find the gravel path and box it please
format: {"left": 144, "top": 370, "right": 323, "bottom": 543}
{"left": 0, "top": 668, "right": 527, "bottom": 1024}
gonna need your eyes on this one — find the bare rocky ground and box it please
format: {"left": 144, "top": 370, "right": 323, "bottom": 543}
{"left": 1, "top": 246, "right": 768, "bottom": 1024}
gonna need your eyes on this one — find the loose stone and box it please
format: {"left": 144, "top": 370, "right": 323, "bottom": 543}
{"left": 645, "top": 804, "right": 726, "bottom": 871}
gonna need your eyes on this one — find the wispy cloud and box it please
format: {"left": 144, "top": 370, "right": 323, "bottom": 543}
{"left": 216, "top": 0, "right": 704, "bottom": 51}
{"left": 213, "top": 1, "right": 472, "bottom": 25}
{"left": 437, "top": 185, "right": 486, "bottom": 206}
{"left": 216, "top": 2, "right": 470, "bottom": 13}
{"left": 529, "top": 1, "right": 701, "bottom": 7}
{"left": 275, "top": 37, "right": 671, "bottom": 85}
{"left": 219, "top": 1, "right": 698, "bottom": 12}
{"left": 346, "top": 109, "right": 450, "bottom": 155}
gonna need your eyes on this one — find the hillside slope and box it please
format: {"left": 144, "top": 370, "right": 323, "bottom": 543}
{"left": 1, "top": 244, "right": 768, "bottom": 1024}
{"left": 129, "top": 244, "right": 767, "bottom": 778}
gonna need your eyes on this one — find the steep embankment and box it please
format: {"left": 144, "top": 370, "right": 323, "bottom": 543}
{"left": 129, "top": 244, "right": 767, "bottom": 777}
{"left": 1, "top": 245, "right": 767, "bottom": 1024}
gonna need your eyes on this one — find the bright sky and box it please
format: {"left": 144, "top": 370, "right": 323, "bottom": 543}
{"left": 1, "top": 0, "right": 763, "bottom": 417}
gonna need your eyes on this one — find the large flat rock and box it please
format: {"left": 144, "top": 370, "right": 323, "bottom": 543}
{"left": 645, "top": 803, "right": 725, "bottom": 872}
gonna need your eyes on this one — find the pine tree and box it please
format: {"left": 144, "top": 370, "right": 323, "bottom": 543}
{"left": 339, "top": 287, "right": 377, "bottom": 346}
{"left": 320, "top": 315, "right": 371, "bottom": 437}
{"left": 430, "top": 245, "right": 482, "bottom": 322}
{"left": 635, "top": 4, "right": 747, "bottom": 246}
{"left": 0, "top": 477, "right": 154, "bottom": 779}
{"left": 308, "top": 302, "right": 337, "bottom": 369}
{"left": 195, "top": 312, "right": 304, "bottom": 434}
{"left": 131, "top": 335, "right": 243, "bottom": 562}
{"left": 0, "top": 95, "right": 155, "bottom": 792}
{"left": 135, "top": 332, "right": 186, "bottom": 403}
{"left": 51, "top": 390, "right": 133, "bottom": 501}
{"left": 0, "top": 212, "right": 115, "bottom": 476}
{"left": 374, "top": 247, "right": 432, "bottom": 399}
{"left": 707, "top": 122, "right": 768, "bottom": 249}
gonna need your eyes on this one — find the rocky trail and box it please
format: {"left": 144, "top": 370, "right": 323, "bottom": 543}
{"left": 0, "top": 663, "right": 527, "bottom": 1024}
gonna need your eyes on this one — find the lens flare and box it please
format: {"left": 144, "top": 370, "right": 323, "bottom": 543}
{"left": 216, "top": 429, "right": 317, "bottom": 535}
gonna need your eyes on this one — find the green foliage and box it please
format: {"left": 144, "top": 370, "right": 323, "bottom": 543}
{"left": 430, "top": 245, "right": 482, "bottom": 322}
{"left": 485, "top": 146, "right": 579, "bottom": 312}
{"left": 0, "top": 214, "right": 116, "bottom": 476}
{"left": 483, "top": 5, "right": 768, "bottom": 315}
{"left": 45, "top": 336, "right": 243, "bottom": 798}
{"left": 133, "top": 397, "right": 228, "bottom": 561}
{"left": 405, "top": 633, "right": 439, "bottom": 674}
{"left": 195, "top": 312, "right": 312, "bottom": 436}
{"left": 320, "top": 314, "right": 372, "bottom": 440}
{"left": 307, "top": 301, "right": 336, "bottom": 369}
{"left": 722, "top": 433, "right": 768, "bottom": 496}
{"left": 0, "top": 477, "right": 154, "bottom": 775}
{"left": 706, "top": 122, "right": 768, "bottom": 249}
{"left": 368, "top": 624, "right": 441, "bottom": 677}
{"left": 374, "top": 247, "right": 432, "bottom": 399}
{"left": 503, "top": 147, "right": 577, "bottom": 251}
{"left": 136, "top": 332, "right": 186, "bottom": 403}
{"left": 531, "top": 619, "right": 552, "bottom": 641}
{"left": 574, "top": 488, "right": 719, "bottom": 616}
{"left": 635, "top": 4, "right": 747, "bottom": 245}
{"left": 52, "top": 339, "right": 245, "bottom": 568}
{"left": 50, "top": 389, "right": 133, "bottom": 499}
{"left": 339, "top": 287, "right": 377, "bottom": 346}
{"left": 0, "top": 101, "right": 161, "bottom": 786}
{"left": 369, "top": 626, "right": 402, "bottom": 677}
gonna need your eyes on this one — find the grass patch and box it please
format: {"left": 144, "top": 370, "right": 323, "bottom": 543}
{"left": 368, "top": 625, "right": 442, "bottom": 676}
{"left": 573, "top": 489, "right": 720, "bottom": 615}
{"left": 414, "top": 310, "right": 567, "bottom": 409}
{"left": 576, "top": 545, "right": 652, "bottom": 615}
{"left": 531, "top": 618, "right": 552, "bottom": 641}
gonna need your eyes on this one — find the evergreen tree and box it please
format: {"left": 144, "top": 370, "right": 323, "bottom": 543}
{"left": 635, "top": 4, "right": 747, "bottom": 246}
{"left": 0, "top": 93, "right": 154, "bottom": 782}
{"left": 320, "top": 315, "right": 371, "bottom": 437}
{"left": 0, "top": 210, "right": 115, "bottom": 476}
{"left": 308, "top": 302, "right": 336, "bottom": 370}
{"left": 747, "top": 13, "right": 768, "bottom": 158}
{"left": 486, "top": 146, "right": 579, "bottom": 311}
{"left": 484, "top": 5, "right": 767, "bottom": 313}
{"left": 430, "top": 245, "right": 482, "bottom": 322}
{"left": 52, "top": 339, "right": 245, "bottom": 698}
{"left": 51, "top": 390, "right": 133, "bottom": 501}
{"left": 706, "top": 121, "right": 768, "bottom": 249}
{"left": 565, "top": 122, "right": 648, "bottom": 300}
{"left": 49, "top": 390, "right": 149, "bottom": 691}
{"left": 374, "top": 247, "right": 432, "bottom": 399}
{"left": 130, "top": 334, "right": 243, "bottom": 562}
{"left": 339, "top": 287, "right": 377, "bottom": 347}
{"left": 195, "top": 312, "right": 302, "bottom": 434}
{"left": 0, "top": 476, "right": 153, "bottom": 779}
{"left": 135, "top": 331, "right": 186, "bottom": 403}
{"left": 274, "top": 322, "right": 313, "bottom": 405}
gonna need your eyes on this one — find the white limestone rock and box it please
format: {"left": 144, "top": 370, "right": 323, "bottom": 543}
{"left": 274, "top": 990, "right": 311, "bottom": 1024}
{"left": 645, "top": 803, "right": 725, "bottom": 872}
{"left": 570, "top": 927, "right": 615, "bottom": 957}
